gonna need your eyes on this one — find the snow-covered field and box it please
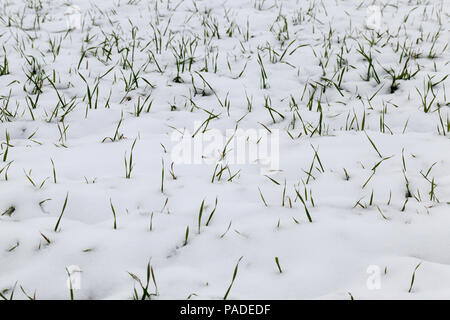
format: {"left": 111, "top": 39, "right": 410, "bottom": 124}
{"left": 0, "top": 0, "right": 449, "bottom": 300}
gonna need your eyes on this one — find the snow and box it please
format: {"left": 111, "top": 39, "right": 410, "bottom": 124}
{"left": 0, "top": 0, "right": 449, "bottom": 299}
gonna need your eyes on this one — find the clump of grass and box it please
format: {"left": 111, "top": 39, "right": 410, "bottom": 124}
{"left": 415, "top": 75, "right": 447, "bottom": 113}
{"left": 54, "top": 192, "right": 69, "bottom": 232}
{"left": 223, "top": 256, "right": 243, "bottom": 300}
{"left": 364, "top": 131, "right": 383, "bottom": 158}
{"left": 408, "top": 262, "right": 422, "bottom": 293}
{"left": 0, "top": 161, "right": 13, "bottom": 181}
{"left": 169, "top": 162, "right": 177, "bottom": 180}
{"left": 40, "top": 232, "right": 51, "bottom": 245}
{"left": 149, "top": 212, "right": 154, "bottom": 231}
{"left": 24, "top": 56, "right": 45, "bottom": 94}
{"left": 183, "top": 226, "right": 190, "bottom": 246}
{"left": 356, "top": 43, "right": 380, "bottom": 84}
{"left": 343, "top": 168, "right": 350, "bottom": 181}
{"left": 65, "top": 267, "right": 75, "bottom": 300}
{"left": 20, "top": 285, "right": 36, "bottom": 300}
{"left": 205, "top": 197, "right": 218, "bottom": 226}
{"left": 294, "top": 188, "right": 312, "bottom": 222}
{"left": 197, "top": 199, "right": 205, "bottom": 234}
{"left": 257, "top": 52, "right": 268, "bottom": 89}
{"left": 258, "top": 187, "right": 268, "bottom": 207}
{"left": 274, "top": 257, "right": 283, "bottom": 273}
{"left": 134, "top": 95, "right": 153, "bottom": 117}
{"left": 0, "top": 47, "right": 9, "bottom": 76}
{"left": 383, "top": 57, "right": 420, "bottom": 93}
{"left": 129, "top": 260, "right": 158, "bottom": 300}
{"left": 0, "top": 281, "right": 17, "bottom": 300}
{"left": 1, "top": 130, "right": 12, "bottom": 162}
{"left": 124, "top": 138, "right": 137, "bottom": 179}
{"left": 220, "top": 221, "right": 232, "bottom": 239}
{"left": 1, "top": 206, "right": 15, "bottom": 217}
{"left": 50, "top": 159, "right": 57, "bottom": 183}
{"left": 7, "top": 241, "right": 19, "bottom": 252}
{"left": 110, "top": 198, "right": 117, "bottom": 230}
{"left": 102, "top": 112, "right": 124, "bottom": 143}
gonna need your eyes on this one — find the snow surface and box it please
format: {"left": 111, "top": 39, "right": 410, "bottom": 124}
{"left": 0, "top": 0, "right": 449, "bottom": 299}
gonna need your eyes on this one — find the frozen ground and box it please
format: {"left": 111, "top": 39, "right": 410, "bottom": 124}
{"left": 0, "top": 0, "right": 449, "bottom": 300}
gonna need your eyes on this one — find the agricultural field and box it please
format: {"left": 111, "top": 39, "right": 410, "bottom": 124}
{"left": 0, "top": 0, "right": 449, "bottom": 300}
